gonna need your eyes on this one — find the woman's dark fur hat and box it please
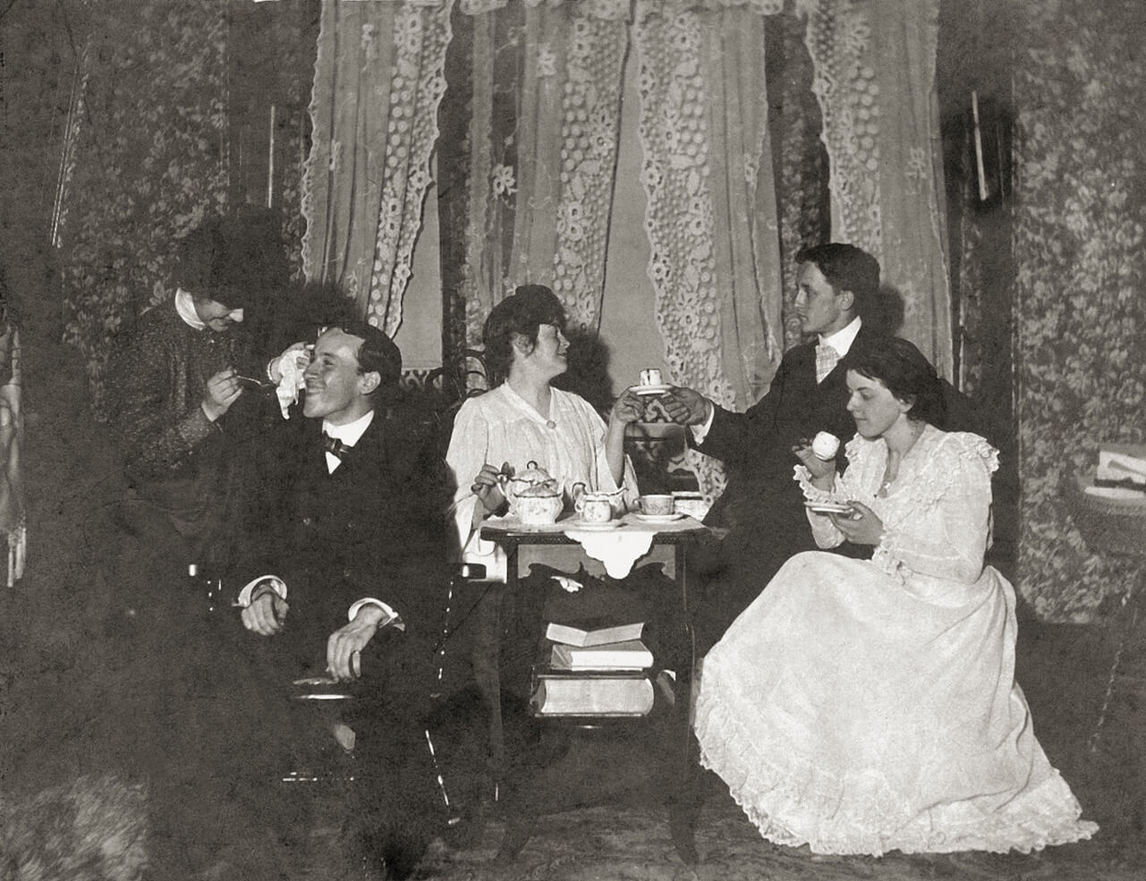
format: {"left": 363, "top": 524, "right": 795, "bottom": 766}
{"left": 173, "top": 207, "right": 290, "bottom": 310}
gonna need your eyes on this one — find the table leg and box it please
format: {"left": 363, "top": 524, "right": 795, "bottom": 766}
{"left": 668, "top": 544, "right": 700, "bottom": 864}
{"left": 489, "top": 546, "right": 518, "bottom": 791}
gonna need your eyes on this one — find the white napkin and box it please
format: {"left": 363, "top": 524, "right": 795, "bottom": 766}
{"left": 561, "top": 528, "right": 654, "bottom": 579}
{"left": 275, "top": 354, "right": 307, "bottom": 419}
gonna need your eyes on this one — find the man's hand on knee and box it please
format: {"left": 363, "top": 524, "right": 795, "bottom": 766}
{"left": 241, "top": 592, "right": 289, "bottom": 636}
{"left": 327, "top": 605, "right": 388, "bottom": 681}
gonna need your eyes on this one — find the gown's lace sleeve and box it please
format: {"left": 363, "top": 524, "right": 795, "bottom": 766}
{"left": 872, "top": 433, "right": 999, "bottom": 584}
{"left": 792, "top": 464, "right": 846, "bottom": 549}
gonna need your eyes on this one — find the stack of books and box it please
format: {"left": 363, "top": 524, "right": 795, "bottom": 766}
{"left": 530, "top": 620, "right": 655, "bottom": 717}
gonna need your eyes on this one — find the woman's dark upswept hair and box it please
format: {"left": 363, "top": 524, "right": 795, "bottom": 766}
{"left": 849, "top": 336, "right": 946, "bottom": 427}
{"left": 482, "top": 284, "right": 567, "bottom": 385}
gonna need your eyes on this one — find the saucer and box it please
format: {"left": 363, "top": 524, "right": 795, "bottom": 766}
{"left": 629, "top": 384, "right": 672, "bottom": 396}
{"left": 563, "top": 519, "right": 622, "bottom": 531}
{"left": 290, "top": 677, "right": 353, "bottom": 700}
{"left": 632, "top": 512, "right": 684, "bottom": 523}
{"left": 803, "top": 501, "right": 853, "bottom": 514}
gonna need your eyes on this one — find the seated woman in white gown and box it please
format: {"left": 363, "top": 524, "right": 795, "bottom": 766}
{"left": 694, "top": 337, "right": 1097, "bottom": 856}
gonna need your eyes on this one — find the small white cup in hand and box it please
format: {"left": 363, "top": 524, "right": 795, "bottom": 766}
{"left": 812, "top": 431, "right": 840, "bottom": 461}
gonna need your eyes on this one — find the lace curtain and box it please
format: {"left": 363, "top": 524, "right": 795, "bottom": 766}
{"left": 632, "top": 0, "right": 785, "bottom": 503}
{"left": 300, "top": 0, "right": 454, "bottom": 335}
{"left": 438, "top": 0, "right": 629, "bottom": 367}
{"left": 799, "top": 0, "right": 952, "bottom": 376}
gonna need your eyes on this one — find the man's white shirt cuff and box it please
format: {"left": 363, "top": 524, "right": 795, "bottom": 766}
{"left": 690, "top": 402, "right": 716, "bottom": 444}
{"left": 237, "top": 576, "right": 287, "bottom": 607}
{"left": 347, "top": 598, "right": 404, "bottom": 631}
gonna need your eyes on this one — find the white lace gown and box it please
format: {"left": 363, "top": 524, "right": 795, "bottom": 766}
{"left": 695, "top": 426, "right": 1097, "bottom": 855}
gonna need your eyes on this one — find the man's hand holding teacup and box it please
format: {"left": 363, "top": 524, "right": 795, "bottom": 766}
{"left": 829, "top": 501, "right": 883, "bottom": 545}
{"left": 661, "top": 387, "right": 712, "bottom": 426}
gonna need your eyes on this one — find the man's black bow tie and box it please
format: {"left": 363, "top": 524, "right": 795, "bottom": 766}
{"left": 322, "top": 432, "right": 353, "bottom": 460}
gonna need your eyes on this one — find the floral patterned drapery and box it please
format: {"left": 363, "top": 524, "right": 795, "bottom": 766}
{"left": 632, "top": 0, "right": 785, "bottom": 503}
{"left": 1011, "top": 0, "right": 1146, "bottom": 622}
{"left": 58, "top": 1, "right": 316, "bottom": 416}
{"left": 300, "top": 0, "right": 454, "bottom": 335}
{"left": 59, "top": 1, "right": 230, "bottom": 417}
{"left": 799, "top": 0, "right": 953, "bottom": 377}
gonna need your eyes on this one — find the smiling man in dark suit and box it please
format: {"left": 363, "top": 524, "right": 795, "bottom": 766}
{"left": 231, "top": 321, "right": 450, "bottom": 880}
{"left": 238, "top": 324, "right": 442, "bottom": 673}
{"left": 662, "top": 243, "right": 887, "bottom": 644}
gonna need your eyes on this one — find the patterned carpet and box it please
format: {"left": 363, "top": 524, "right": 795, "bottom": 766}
{"left": 413, "top": 798, "right": 1139, "bottom": 881}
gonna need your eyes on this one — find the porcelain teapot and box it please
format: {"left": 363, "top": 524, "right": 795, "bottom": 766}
{"left": 502, "top": 461, "right": 565, "bottom": 524}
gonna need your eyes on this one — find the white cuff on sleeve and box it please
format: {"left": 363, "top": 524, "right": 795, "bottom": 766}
{"left": 690, "top": 402, "right": 716, "bottom": 444}
{"left": 347, "top": 598, "right": 405, "bottom": 631}
{"left": 237, "top": 576, "right": 287, "bottom": 608}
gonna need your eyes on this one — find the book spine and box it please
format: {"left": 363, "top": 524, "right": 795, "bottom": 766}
{"left": 530, "top": 675, "right": 655, "bottom": 716}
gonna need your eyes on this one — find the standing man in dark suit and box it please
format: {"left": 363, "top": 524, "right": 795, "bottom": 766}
{"left": 662, "top": 243, "right": 886, "bottom": 644}
{"left": 230, "top": 321, "right": 451, "bottom": 880}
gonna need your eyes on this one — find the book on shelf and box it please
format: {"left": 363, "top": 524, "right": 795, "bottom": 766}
{"left": 530, "top": 671, "right": 655, "bottom": 717}
{"left": 544, "top": 618, "right": 644, "bottom": 647}
{"left": 549, "top": 638, "right": 654, "bottom": 671}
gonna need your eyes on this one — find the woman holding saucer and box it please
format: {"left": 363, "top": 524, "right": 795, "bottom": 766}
{"left": 694, "top": 337, "right": 1096, "bottom": 857}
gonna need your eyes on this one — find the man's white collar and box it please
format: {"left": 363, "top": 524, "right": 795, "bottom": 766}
{"left": 174, "top": 288, "right": 206, "bottom": 331}
{"left": 323, "top": 409, "right": 375, "bottom": 446}
{"left": 819, "top": 316, "right": 862, "bottom": 356}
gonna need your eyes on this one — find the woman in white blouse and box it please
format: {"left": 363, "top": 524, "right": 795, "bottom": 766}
{"left": 445, "top": 285, "right": 643, "bottom": 580}
{"left": 694, "top": 337, "right": 1096, "bottom": 857}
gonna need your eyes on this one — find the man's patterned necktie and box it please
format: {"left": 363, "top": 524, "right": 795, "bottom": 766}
{"left": 815, "top": 343, "right": 840, "bottom": 384}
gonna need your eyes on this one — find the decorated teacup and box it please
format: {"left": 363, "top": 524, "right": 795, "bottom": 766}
{"left": 636, "top": 494, "right": 674, "bottom": 516}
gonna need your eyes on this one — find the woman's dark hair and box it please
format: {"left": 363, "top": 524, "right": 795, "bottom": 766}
{"left": 482, "top": 284, "right": 567, "bottom": 385}
{"left": 849, "top": 336, "right": 946, "bottom": 426}
{"left": 173, "top": 207, "right": 289, "bottom": 311}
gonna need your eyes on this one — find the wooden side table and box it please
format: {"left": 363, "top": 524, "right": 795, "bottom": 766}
{"left": 479, "top": 517, "right": 713, "bottom": 865}
{"left": 1063, "top": 472, "right": 1146, "bottom": 752}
